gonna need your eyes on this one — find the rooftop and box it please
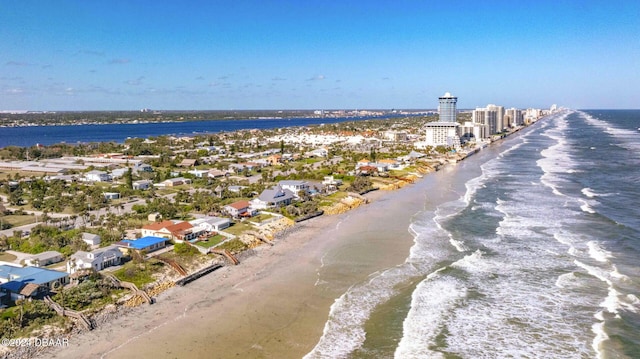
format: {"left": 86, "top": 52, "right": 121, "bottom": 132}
{"left": 118, "top": 236, "right": 166, "bottom": 250}
{"left": 142, "top": 220, "right": 175, "bottom": 231}
{"left": 0, "top": 265, "right": 68, "bottom": 285}
{"left": 226, "top": 200, "right": 251, "bottom": 210}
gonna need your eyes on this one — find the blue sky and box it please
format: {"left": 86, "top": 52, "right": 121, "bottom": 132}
{"left": 1, "top": 1, "right": 638, "bottom": 110}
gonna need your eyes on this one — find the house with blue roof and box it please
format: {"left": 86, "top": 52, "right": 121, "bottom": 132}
{"left": 0, "top": 265, "right": 69, "bottom": 303}
{"left": 116, "top": 236, "right": 167, "bottom": 253}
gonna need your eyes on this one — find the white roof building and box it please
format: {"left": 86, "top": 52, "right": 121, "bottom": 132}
{"left": 81, "top": 233, "right": 101, "bottom": 247}
{"left": 67, "top": 245, "right": 123, "bottom": 274}
{"left": 424, "top": 122, "right": 461, "bottom": 149}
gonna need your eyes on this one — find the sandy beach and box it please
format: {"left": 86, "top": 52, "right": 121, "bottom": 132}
{"left": 34, "top": 161, "right": 475, "bottom": 359}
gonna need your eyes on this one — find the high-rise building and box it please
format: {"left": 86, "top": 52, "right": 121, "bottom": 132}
{"left": 424, "top": 122, "right": 461, "bottom": 148}
{"left": 472, "top": 107, "right": 498, "bottom": 135}
{"left": 438, "top": 92, "right": 457, "bottom": 123}
{"left": 505, "top": 108, "right": 524, "bottom": 127}
{"left": 486, "top": 104, "right": 505, "bottom": 132}
{"left": 424, "top": 92, "right": 460, "bottom": 149}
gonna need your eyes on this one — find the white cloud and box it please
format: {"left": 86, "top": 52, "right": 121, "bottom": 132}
{"left": 306, "top": 74, "right": 326, "bottom": 81}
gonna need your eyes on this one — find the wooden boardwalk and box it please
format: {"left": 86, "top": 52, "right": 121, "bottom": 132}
{"left": 105, "top": 274, "right": 153, "bottom": 304}
{"left": 210, "top": 249, "right": 240, "bottom": 265}
{"left": 44, "top": 296, "right": 94, "bottom": 330}
{"left": 154, "top": 256, "right": 188, "bottom": 276}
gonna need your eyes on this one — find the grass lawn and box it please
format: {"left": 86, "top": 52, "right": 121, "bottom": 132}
{"left": 224, "top": 221, "right": 253, "bottom": 236}
{"left": 196, "top": 234, "right": 226, "bottom": 248}
{"left": 250, "top": 213, "right": 274, "bottom": 223}
{"left": 113, "top": 263, "right": 156, "bottom": 288}
{"left": 326, "top": 191, "right": 349, "bottom": 201}
{"left": 1, "top": 214, "right": 36, "bottom": 227}
{"left": 155, "top": 188, "right": 178, "bottom": 196}
{"left": 299, "top": 158, "right": 321, "bottom": 165}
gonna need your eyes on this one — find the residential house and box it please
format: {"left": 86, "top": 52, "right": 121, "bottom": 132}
{"left": 355, "top": 159, "right": 371, "bottom": 169}
{"left": 356, "top": 165, "right": 379, "bottom": 176}
{"left": 223, "top": 200, "right": 253, "bottom": 218}
{"left": 177, "top": 159, "right": 198, "bottom": 167}
{"left": 133, "top": 162, "right": 153, "bottom": 174}
{"left": 44, "top": 174, "right": 78, "bottom": 183}
{"left": 110, "top": 167, "right": 128, "bottom": 179}
{"left": 308, "top": 148, "right": 328, "bottom": 157}
{"left": 278, "top": 180, "right": 309, "bottom": 198}
{"left": 103, "top": 192, "right": 120, "bottom": 200}
{"left": 400, "top": 151, "right": 426, "bottom": 162}
{"left": 66, "top": 245, "right": 123, "bottom": 274}
{"left": 195, "top": 145, "right": 216, "bottom": 153}
{"left": 253, "top": 158, "right": 270, "bottom": 167}
{"left": 228, "top": 185, "right": 248, "bottom": 194}
{"left": 133, "top": 179, "right": 153, "bottom": 190}
{"left": 189, "top": 216, "right": 231, "bottom": 232}
{"left": 24, "top": 251, "right": 64, "bottom": 267}
{"left": 0, "top": 265, "right": 69, "bottom": 291}
{"left": 208, "top": 169, "right": 229, "bottom": 179}
{"left": 163, "top": 221, "right": 199, "bottom": 242}
{"left": 81, "top": 233, "right": 101, "bottom": 247}
{"left": 378, "top": 159, "right": 401, "bottom": 170}
{"left": 141, "top": 220, "right": 201, "bottom": 242}
{"left": 322, "top": 176, "right": 343, "bottom": 192}
{"left": 116, "top": 236, "right": 167, "bottom": 253}
{"left": 187, "top": 169, "right": 209, "bottom": 178}
{"left": 84, "top": 170, "right": 112, "bottom": 182}
{"left": 282, "top": 153, "right": 297, "bottom": 161}
{"left": 371, "top": 162, "right": 390, "bottom": 172}
{"left": 251, "top": 186, "right": 296, "bottom": 209}
{"left": 229, "top": 162, "right": 257, "bottom": 173}
{"left": 141, "top": 220, "right": 176, "bottom": 237}
{"left": 383, "top": 130, "right": 409, "bottom": 142}
{"left": 1, "top": 281, "right": 44, "bottom": 302}
{"left": 162, "top": 177, "right": 192, "bottom": 187}
{"left": 266, "top": 154, "right": 282, "bottom": 165}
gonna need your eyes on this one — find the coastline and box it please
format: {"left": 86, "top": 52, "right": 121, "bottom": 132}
{"left": 25, "top": 121, "right": 533, "bottom": 359}
{"left": 28, "top": 166, "right": 443, "bottom": 359}
{"left": 0, "top": 115, "right": 542, "bottom": 359}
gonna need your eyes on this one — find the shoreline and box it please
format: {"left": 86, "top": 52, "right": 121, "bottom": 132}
{"left": 5, "top": 116, "right": 545, "bottom": 359}
{"left": 22, "top": 117, "right": 540, "bottom": 359}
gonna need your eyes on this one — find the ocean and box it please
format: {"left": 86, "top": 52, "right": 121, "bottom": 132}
{"left": 0, "top": 115, "right": 400, "bottom": 148}
{"left": 305, "top": 110, "right": 640, "bottom": 358}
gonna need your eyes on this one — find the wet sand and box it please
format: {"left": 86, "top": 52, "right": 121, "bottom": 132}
{"left": 39, "top": 167, "right": 468, "bottom": 359}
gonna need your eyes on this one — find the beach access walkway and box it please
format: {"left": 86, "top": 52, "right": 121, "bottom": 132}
{"left": 43, "top": 295, "right": 94, "bottom": 330}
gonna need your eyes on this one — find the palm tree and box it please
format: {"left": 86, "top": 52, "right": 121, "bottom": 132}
{"left": 41, "top": 211, "right": 50, "bottom": 226}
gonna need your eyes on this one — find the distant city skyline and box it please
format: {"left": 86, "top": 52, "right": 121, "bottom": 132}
{"left": 1, "top": 1, "right": 638, "bottom": 111}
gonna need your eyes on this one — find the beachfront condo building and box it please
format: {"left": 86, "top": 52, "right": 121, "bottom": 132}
{"left": 473, "top": 107, "right": 498, "bottom": 135}
{"left": 426, "top": 92, "right": 462, "bottom": 148}
{"left": 505, "top": 108, "right": 524, "bottom": 127}
{"left": 485, "top": 104, "right": 505, "bottom": 132}
{"left": 459, "top": 121, "right": 489, "bottom": 142}
{"left": 424, "top": 122, "right": 461, "bottom": 148}
{"left": 438, "top": 92, "right": 457, "bottom": 122}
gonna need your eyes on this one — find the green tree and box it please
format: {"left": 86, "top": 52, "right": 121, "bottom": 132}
{"left": 125, "top": 167, "right": 133, "bottom": 189}
{"left": 9, "top": 186, "right": 23, "bottom": 205}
